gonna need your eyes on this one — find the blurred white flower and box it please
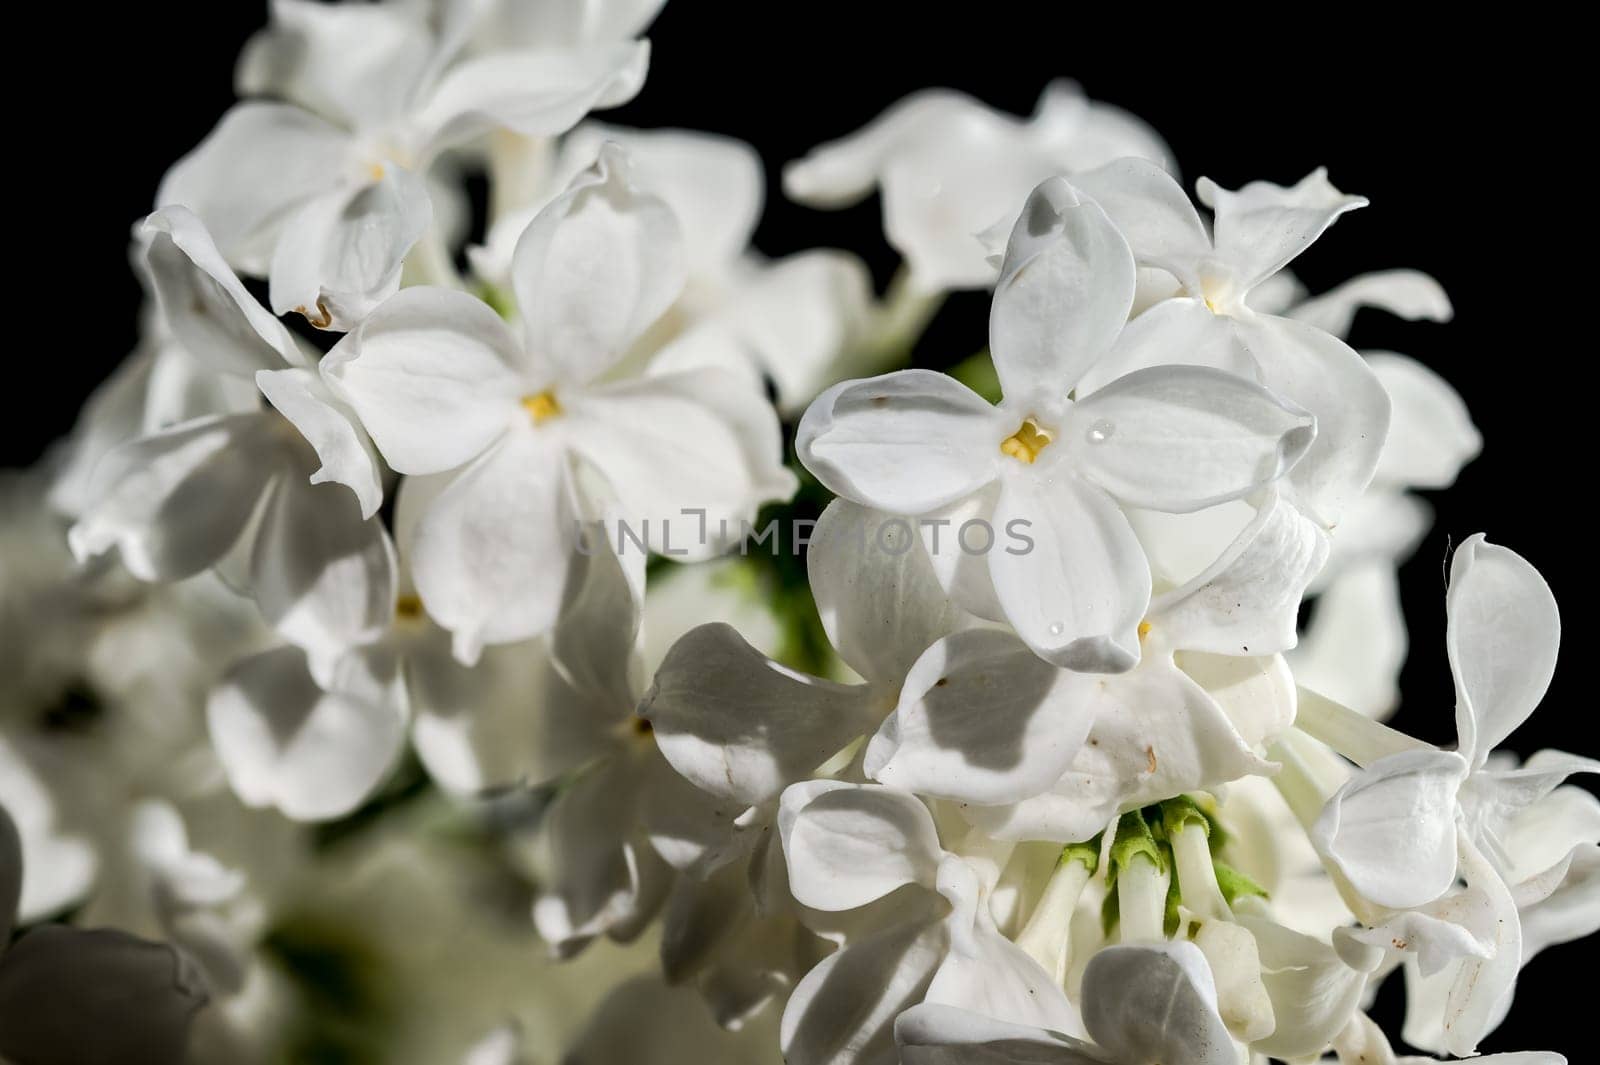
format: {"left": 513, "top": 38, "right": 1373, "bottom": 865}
{"left": 785, "top": 81, "right": 1168, "bottom": 291}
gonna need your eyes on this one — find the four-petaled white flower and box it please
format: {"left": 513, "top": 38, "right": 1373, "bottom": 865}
{"left": 323, "top": 144, "right": 796, "bottom": 662}
{"left": 160, "top": 0, "right": 653, "bottom": 329}
{"left": 798, "top": 175, "right": 1315, "bottom": 671}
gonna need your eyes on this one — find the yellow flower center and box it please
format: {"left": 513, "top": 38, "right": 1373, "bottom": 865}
{"left": 522, "top": 391, "right": 562, "bottom": 424}
{"left": 1000, "top": 418, "right": 1053, "bottom": 464}
{"left": 395, "top": 594, "right": 424, "bottom": 621}
{"left": 1138, "top": 620, "right": 1153, "bottom": 641}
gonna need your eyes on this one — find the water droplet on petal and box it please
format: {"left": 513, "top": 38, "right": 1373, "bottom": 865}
{"left": 1048, "top": 622, "right": 1064, "bottom": 636}
{"left": 1086, "top": 419, "right": 1115, "bottom": 444}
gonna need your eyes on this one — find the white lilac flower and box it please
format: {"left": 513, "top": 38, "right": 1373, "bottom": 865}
{"left": 161, "top": 0, "right": 650, "bottom": 329}
{"left": 66, "top": 208, "right": 394, "bottom": 672}
{"left": 1288, "top": 536, "right": 1595, "bottom": 1055}
{"left": 881, "top": 491, "right": 1319, "bottom": 823}
{"left": 775, "top": 782, "right": 1081, "bottom": 1065}
{"left": 893, "top": 941, "right": 1235, "bottom": 1065}
{"left": 797, "top": 176, "right": 1314, "bottom": 671}
{"left": 474, "top": 125, "right": 879, "bottom": 416}
{"left": 1067, "top": 160, "right": 1390, "bottom": 529}
{"left": 784, "top": 81, "right": 1169, "bottom": 291}
{"left": 640, "top": 500, "right": 971, "bottom": 1026}
{"left": 323, "top": 144, "right": 795, "bottom": 662}
{"left": 642, "top": 499, "right": 965, "bottom": 822}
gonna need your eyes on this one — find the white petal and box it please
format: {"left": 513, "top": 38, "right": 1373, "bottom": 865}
{"left": 988, "top": 469, "right": 1149, "bottom": 671}
{"left": 1369, "top": 352, "right": 1480, "bottom": 489}
{"left": 1082, "top": 297, "right": 1259, "bottom": 401}
{"left": 1080, "top": 941, "right": 1236, "bottom": 1065}
{"left": 1288, "top": 269, "right": 1453, "bottom": 338}
{"left": 1445, "top": 535, "right": 1561, "bottom": 767}
{"left": 1237, "top": 914, "right": 1371, "bottom": 1061}
{"left": 988, "top": 177, "right": 1136, "bottom": 405}
{"left": 1028, "top": 80, "right": 1171, "bottom": 172}
{"left": 1232, "top": 314, "right": 1391, "bottom": 526}
{"left": 965, "top": 662, "right": 1272, "bottom": 843}
{"left": 267, "top": 164, "right": 433, "bottom": 331}
{"left": 564, "top": 122, "right": 764, "bottom": 280}
{"left": 408, "top": 426, "right": 579, "bottom": 661}
{"left": 1193, "top": 920, "right": 1275, "bottom": 1042}
{"left": 1312, "top": 749, "right": 1469, "bottom": 909}
{"left": 1152, "top": 492, "right": 1329, "bottom": 657}
{"left": 778, "top": 781, "right": 944, "bottom": 911}
{"left": 641, "top": 624, "right": 876, "bottom": 805}
{"left": 799, "top": 371, "right": 1008, "bottom": 514}
{"left": 413, "top": 41, "right": 650, "bottom": 154}
{"left": 895, "top": 1004, "right": 1105, "bottom": 1065}
{"left": 157, "top": 101, "right": 351, "bottom": 272}
{"left": 1347, "top": 907, "right": 1492, "bottom": 978}
{"left": 321, "top": 285, "right": 523, "bottom": 476}
{"left": 512, "top": 141, "right": 683, "bottom": 384}
{"left": 1069, "top": 364, "right": 1315, "bottom": 513}
{"left": 809, "top": 498, "right": 963, "bottom": 687}
{"left": 207, "top": 644, "right": 406, "bottom": 821}
{"left": 1442, "top": 835, "right": 1524, "bottom": 1057}
{"left": 67, "top": 414, "right": 282, "bottom": 582}
{"left": 1518, "top": 842, "right": 1600, "bottom": 964}
{"left": 552, "top": 519, "right": 646, "bottom": 715}
{"left": 250, "top": 472, "right": 397, "bottom": 654}
{"left": 409, "top": 630, "right": 618, "bottom": 796}
{"left": 236, "top": 0, "right": 430, "bottom": 129}
{"left": 780, "top": 913, "right": 948, "bottom": 1065}
{"left": 1069, "top": 156, "right": 1212, "bottom": 286}
{"left": 928, "top": 857, "right": 1080, "bottom": 1031}
{"left": 783, "top": 88, "right": 1058, "bottom": 291}
{"left": 717, "top": 249, "right": 878, "bottom": 415}
{"left": 865, "top": 629, "right": 1096, "bottom": 804}
{"left": 1198, "top": 168, "right": 1367, "bottom": 292}
{"left": 0, "top": 739, "right": 97, "bottom": 924}
{"left": 918, "top": 481, "right": 1007, "bottom": 622}
{"left": 0, "top": 927, "right": 206, "bottom": 1064}
{"left": 1501, "top": 779, "right": 1600, "bottom": 886}
{"left": 565, "top": 368, "right": 796, "bottom": 555}
{"left": 530, "top": 747, "right": 668, "bottom": 953}
{"left": 255, "top": 366, "right": 384, "bottom": 519}
{"left": 1289, "top": 560, "right": 1408, "bottom": 719}
{"left": 141, "top": 206, "right": 306, "bottom": 374}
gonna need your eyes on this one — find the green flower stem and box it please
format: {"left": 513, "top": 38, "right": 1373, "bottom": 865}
{"left": 863, "top": 264, "right": 944, "bottom": 369}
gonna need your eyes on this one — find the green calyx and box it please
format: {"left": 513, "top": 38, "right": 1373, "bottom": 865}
{"left": 1214, "top": 861, "right": 1269, "bottom": 908}
{"left": 1059, "top": 835, "right": 1101, "bottom": 876}
{"left": 1107, "top": 808, "right": 1165, "bottom": 884}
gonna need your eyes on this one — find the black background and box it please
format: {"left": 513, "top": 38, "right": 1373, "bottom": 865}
{"left": 7, "top": 3, "right": 1592, "bottom": 1057}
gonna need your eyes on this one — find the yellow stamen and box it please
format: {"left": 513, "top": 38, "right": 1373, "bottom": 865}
{"left": 295, "top": 298, "right": 333, "bottom": 329}
{"left": 368, "top": 161, "right": 387, "bottom": 182}
{"left": 522, "top": 391, "right": 562, "bottom": 423}
{"left": 1138, "top": 620, "right": 1153, "bottom": 641}
{"left": 395, "top": 594, "right": 424, "bottom": 621}
{"left": 1000, "top": 418, "right": 1053, "bottom": 464}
